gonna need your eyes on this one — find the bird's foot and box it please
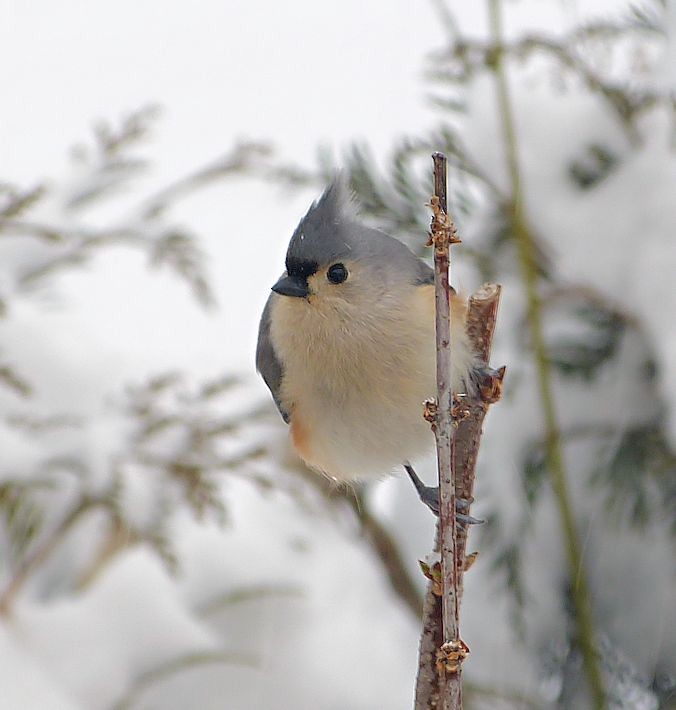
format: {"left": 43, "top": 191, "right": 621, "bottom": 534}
{"left": 403, "top": 463, "right": 483, "bottom": 524}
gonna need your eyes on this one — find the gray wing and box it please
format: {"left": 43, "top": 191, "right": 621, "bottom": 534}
{"left": 413, "top": 257, "right": 457, "bottom": 293}
{"left": 414, "top": 258, "right": 434, "bottom": 285}
{"left": 256, "top": 294, "right": 290, "bottom": 424}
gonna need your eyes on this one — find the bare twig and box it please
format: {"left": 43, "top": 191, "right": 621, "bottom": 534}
{"left": 414, "top": 152, "right": 504, "bottom": 709}
{"left": 427, "top": 152, "right": 464, "bottom": 708}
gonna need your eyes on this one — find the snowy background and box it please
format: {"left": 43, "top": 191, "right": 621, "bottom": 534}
{"left": 1, "top": 1, "right": 674, "bottom": 709}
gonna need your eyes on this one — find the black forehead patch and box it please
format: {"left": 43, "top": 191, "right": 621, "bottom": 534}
{"left": 286, "top": 257, "right": 318, "bottom": 278}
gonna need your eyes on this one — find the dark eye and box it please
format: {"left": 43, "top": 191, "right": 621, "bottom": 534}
{"left": 326, "top": 263, "right": 348, "bottom": 284}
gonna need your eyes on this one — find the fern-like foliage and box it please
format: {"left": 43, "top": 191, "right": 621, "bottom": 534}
{"left": 0, "top": 114, "right": 276, "bottom": 612}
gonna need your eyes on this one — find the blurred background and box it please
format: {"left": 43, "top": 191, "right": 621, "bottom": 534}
{"left": 1, "top": 1, "right": 674, "bottom": 708}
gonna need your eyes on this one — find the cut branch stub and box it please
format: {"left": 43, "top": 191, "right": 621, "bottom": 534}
{"left": 478, "top": 365, "right": 506, "bottom": 404}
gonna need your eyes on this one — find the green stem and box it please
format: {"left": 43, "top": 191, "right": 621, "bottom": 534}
{"left": 487, "top": 1, "right": 606, "bottom": 707}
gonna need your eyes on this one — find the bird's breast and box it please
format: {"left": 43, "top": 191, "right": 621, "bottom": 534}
{"left": 269, "top": 287, "right": 438, "bottom": 479}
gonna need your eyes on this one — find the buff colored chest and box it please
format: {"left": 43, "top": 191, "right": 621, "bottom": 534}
{"left": 269, "top": 284, "right": 473, "bottom": 480}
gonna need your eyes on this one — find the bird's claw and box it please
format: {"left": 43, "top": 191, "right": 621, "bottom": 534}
{"left": 456, "top": 512, "right": 484, "bottom": 526}
{"left": 403, "top": 463, "right": 483, "bottom": 524}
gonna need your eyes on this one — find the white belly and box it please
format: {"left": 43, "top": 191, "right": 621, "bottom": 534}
{"left": 293, "top": 337, "right": 437, "bottom": 479}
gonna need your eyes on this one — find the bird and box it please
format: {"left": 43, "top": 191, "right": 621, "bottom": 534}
{"left": 256, "top": 180, "right": 480, "bottom": 515}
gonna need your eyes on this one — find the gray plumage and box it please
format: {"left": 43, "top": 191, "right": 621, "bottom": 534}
{"left": 256, "top": 296, "right": 289, "bottom": 423}
{"left": 285, "top": 180, "right": 434, "bottom": 285}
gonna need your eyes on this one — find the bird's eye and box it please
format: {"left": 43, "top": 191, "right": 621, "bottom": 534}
{"left": 327, "top": 263, "right": 348, "bottom": 284}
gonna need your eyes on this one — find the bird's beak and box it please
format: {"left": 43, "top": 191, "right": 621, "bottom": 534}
{"left": 271, "top": 274, "right": 309, "bottom": 298}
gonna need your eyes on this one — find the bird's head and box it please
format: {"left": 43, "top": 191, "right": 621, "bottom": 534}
{"left": 271, "top": 179, "right": 427, "bottom": 321}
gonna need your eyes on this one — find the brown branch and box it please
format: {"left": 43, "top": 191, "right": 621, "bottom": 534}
{"left": 428, "top": 153, "right": 463, "bottom": 709}
{"left": 455, "top": 285, "right": 504, "bottom": 599}
{"left": 414, "top": 154, "right": 504, "bottom": 710}
{"left": 415, "top": 526, "right": 445, "bottom": 710}
{"left": 415, "top": 284, "right": 503, "bottom": 709}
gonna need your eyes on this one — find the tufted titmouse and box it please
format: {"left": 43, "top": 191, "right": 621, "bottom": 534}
{"left": 256, "top": 181, "right": 479, "bottom": 507}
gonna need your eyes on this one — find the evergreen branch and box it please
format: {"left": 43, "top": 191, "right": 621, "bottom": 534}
{"left": 109, "top": 650, "right": 257, "bottom": 710}
{"left": 198, "top": 584, "right": 304, "bottom": 617}
{"left": 74, "top": 516, "right": 141, "bottom": 592}
{"left": 290, "top": 463, "right": 424, "bottom": 622}
{"left": 0, "top": 184, "right": 46, "bottom": 219}
{"left": 0, "top": 364, "right": 33, "bottom": 397}
{"left": 345, "top": 488, "right": 424, "bottom": 620}
{"left": 139, "top": 141, "right": 273, "bottom": 220}
{"left": 0, "top": 119, "right": 272, "bottom": 305}
{"left": 433, "top": 25, "right": 672, "bottom": 146}
{"left": 0, "top": 495, "right": 102, "bottom": 615}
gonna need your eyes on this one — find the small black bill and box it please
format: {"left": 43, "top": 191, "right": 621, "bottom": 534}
{"left": 271, "top": 274, "right": 309, "bottom": 298}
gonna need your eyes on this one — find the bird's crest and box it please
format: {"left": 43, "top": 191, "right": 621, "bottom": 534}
{"left": 286, "top": 177, "right": 358, "bottom": 273}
